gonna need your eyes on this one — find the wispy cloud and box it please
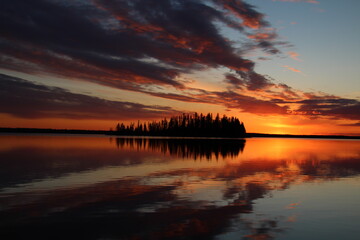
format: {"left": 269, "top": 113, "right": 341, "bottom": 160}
{"left": 283, "top": 65, "right": 302, "bottom": 73}
{"left": 295, "top": 98, "right": 360, "bottom": 121}
{"left": 287, "top": 51, "right": 302, "bottom": 61}
{"left": 0, "top": 0, "right": 270, "bottom": 88}
{"left": 0, "top": 74, "right": 180, "bottom": 120}
{"left": 0, "top": 0, "right": 358, "bottom": 125}
{"left": 272, "top": 0, "right": 319, "bottom": 4}
{"left": 0, "top": 0, "right": 285, "bottom": 112}
{"left": 338, "top": 122, "right": 360, "bottom": 127}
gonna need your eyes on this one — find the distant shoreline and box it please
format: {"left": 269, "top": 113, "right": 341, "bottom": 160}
{"left": 245, "top": 132, "right": 360, "bottom": 140}
{"left": 1, "top": 127, "right": 359, "bottom": 139}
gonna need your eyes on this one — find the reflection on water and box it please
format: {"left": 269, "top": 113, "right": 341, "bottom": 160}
{"left": 0, "top": 135, "right": 359, "bottom": 239}
{"left": 116, "top": 137, "right": 245, "bottom": 159}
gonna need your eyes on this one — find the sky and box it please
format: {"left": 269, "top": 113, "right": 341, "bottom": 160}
{"left": 0, "top": 0, "right": 359, "bottom": 135}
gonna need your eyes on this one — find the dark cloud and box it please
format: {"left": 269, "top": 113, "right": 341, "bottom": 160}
{"left": 225, "top": 71, "right": 276, "bottom": 92}
{"left": 257, "top": 40, "right": 281, "bottom": 54}
{"left": 246, "top": 31, "right": 282, "bottom": 54}
{"left": 236, "top": 70, "right": 274, "bottom": 91}
{"left": 338, "top": 122, "right": 360, "bottom": 127}
{"left": 0, "top": 0, "right": 357, "bottom": 123}
{"left": 266, "top": 83, "right": 301, "bottom": 101}
{"left": 295, "top": 98, "right": 360, "bottom": 120}
{"left": 143, "top": 87, "right": 289, "bottom": 115}
{"left": 147, "top": 92, "right": 209, "bottom": 103}
{"left": 215, "top": 0, "right": 269, "bottom": 29}
{"left": 0, "top": 0, "right": 289, "bottom": 118}
{"left": 224, "top": 73, "right": 246, "bottom": 89}
{"left": 0, "top": 0, "right": 269, "bottom": 90}
{"left": 0, "top": 74, "right": 179, "bottom": 120}
{"left": 323, "top": 103, "right": 360, "bottom": 121}
{"left": 214, "top": 91, "right": 289, "bottom": 114}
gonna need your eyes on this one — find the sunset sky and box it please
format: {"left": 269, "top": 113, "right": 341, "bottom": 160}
{"left": 1, "top": 0, "right": 359, "bottom": 135}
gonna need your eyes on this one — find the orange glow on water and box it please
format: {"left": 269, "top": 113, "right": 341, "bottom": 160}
{"left": 241, "top": 138, "right": 360, "bottom": 161}
{"left": 0, "top": 135, "right": 359, "bottom": 239}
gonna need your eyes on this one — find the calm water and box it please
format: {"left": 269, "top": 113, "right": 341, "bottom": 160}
{"left": 0, "top": 135, "right": 359, "bottom": 239}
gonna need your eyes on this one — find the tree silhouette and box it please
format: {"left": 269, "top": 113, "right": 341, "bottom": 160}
{"left": 113, "top": 113, "right": 246, "bottom": 137}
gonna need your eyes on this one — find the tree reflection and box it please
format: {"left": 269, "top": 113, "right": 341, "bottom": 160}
{"left": 0, "top": 136, "right": 359, "bottom": 239}
{"left": 115, "top": 137, "right": 246, "bottom": 160}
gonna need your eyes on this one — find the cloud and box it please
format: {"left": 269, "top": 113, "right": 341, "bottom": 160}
{"left": 267, "top": 83, "right": 301, "bottom": 101}
{"left": 0, "top": 0, "right": 289, "bottom": 89}
{"left": 216, "top": 0, "right": 269, "bottom": 29}
{"left": 287, "top": 51, "right": 302, "bottom": 61}
{"left": 0, "top": 0, "right": 269, "bottom": 88}
{"left": 238, "top": 70, "right": 275, "bottom": 90}
{"left": 248, "top": 32, "right": 277, "bottom": 41}
{"left": 292, "top": 98, "right": 360, "bottom": 121}
{"left": 143, "top": 86, "right": 290, "bottom": 115}
{"left": 338, "top": 122, "right": 360, "bottom": 127}
{"left": 214, "top": 91, "right": 289, "bottom": 114}
{"left": 1, "top": 0, "right": 358, "bottom": 124}
{"left": 282, "top": 65, "right": 302, "bottom": 73}
{"left": 224, "top": 73, "right": 247, "bottom": 89}
{"left": 247, "top": 30, "right": 282, "bottom": 54}
{"left": 0, "top": 0, "right": 291, "bottom": 115}
{"left": 0, "top": 74, "right": 179, "bottom": 120}
{"left": 272, "top": 0, "right": 319, "bottom": 4}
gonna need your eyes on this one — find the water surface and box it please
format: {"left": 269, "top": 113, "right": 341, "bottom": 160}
{"left": 0, "top": 135, "right": 359, "bottom": 239}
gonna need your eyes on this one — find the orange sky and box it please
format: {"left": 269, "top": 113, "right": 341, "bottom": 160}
{"left": 0, "top": 0, "right": 359, "bottom": 135}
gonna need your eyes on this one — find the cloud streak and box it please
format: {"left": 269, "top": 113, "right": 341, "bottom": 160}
{"left": 0, "top": 0, "right": 266, "bottom": 87}
{"left": 0, "top": 0, "right": 358, "bottom": 126}
{"left": 0, "top": 74, "right": 179, "bottom": 120}
{"left": 272, "top": 0, "right": 319, "bottom": 4}
{"left": 283, "top": 65, "right": 302, "bottom": 73}
{"left": 0, "top": 0, "right": 287, "bottom": 114}
{"left": 287, "top": 51, "right": 302, "bottom": 61}
{"left": 294, "top": 98, "right": 360, "bottom": 121}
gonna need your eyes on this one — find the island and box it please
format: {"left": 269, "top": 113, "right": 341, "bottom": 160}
{"left": 1, "top": 112, "right": 359, "bottom": 139}
{"left": 112, "top": 113, "right": 246, "bottom": 138}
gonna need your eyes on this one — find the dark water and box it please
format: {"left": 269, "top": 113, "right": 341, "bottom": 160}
{"left": 0, "top": 135, "right": 359, "bottom": 239}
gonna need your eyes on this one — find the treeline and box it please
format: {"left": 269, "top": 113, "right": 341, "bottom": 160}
{"left": 113, "top": 113, "right": 246, "bottom": 137}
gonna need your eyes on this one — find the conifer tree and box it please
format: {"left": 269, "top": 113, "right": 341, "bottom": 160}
{"left": 114, "top": 113, "right": 246, "bottom": 137}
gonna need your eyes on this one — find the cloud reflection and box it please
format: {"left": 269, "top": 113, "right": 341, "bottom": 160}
{"left": 0, "top": 136, "right": 359, "bottom": 239}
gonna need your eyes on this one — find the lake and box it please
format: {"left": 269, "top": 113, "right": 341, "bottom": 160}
{"left": 0, "top": 135, "right": 359, "bottom": 239}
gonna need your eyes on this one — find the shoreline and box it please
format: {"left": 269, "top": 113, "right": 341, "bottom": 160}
{"left": 0, "top": 127, "right": 359, "bottom": 139}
